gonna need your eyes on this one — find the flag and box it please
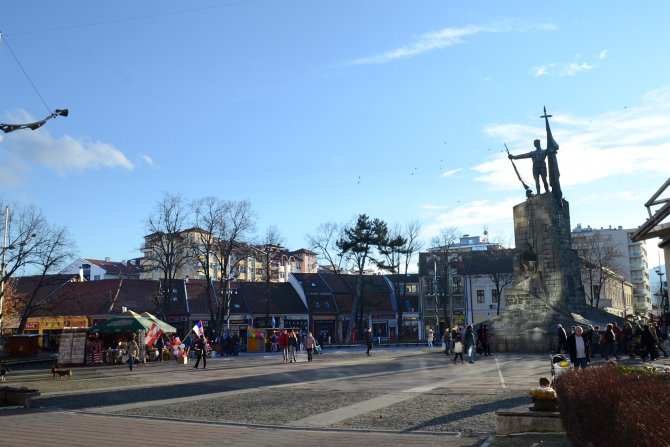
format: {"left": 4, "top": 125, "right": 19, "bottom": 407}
{"left": 144, "top": 323, "right": 163, "bottom": 347}
{"left": 192, "top": 320, "right": 204, "bottom": 337}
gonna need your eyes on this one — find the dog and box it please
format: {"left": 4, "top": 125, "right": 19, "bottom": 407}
{"left": 51, "top": 366, "right": 72, "bottom": 380}
{"left": 0, "top": 366, "right": 10, "bottom": 382}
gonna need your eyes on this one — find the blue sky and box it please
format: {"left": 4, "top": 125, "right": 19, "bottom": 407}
{"left": 2, "top": 1, "right": 669, "bottom": 268}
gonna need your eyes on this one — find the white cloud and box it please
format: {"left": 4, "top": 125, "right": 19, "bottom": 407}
{"left": 344, "top": 21, "right": 555, "bottom": 66}
{"left": 441, "top": 168, "right": 462, "bottom": 178}
{"left": 532, "top": 55, "right": 598, "bottom": 77}
{"left": 598, "top": 49, "right": 608, "bottom": 60}
{"left": 0, "top": 110, "right": 133, "bottom": 184}
{"left": 474, "top": 89, "right": 670, "bottom": 192}
{"left": 422, "top": 198, "right": 519, "bottom": 240}
{"left": 140, "top": 154, "right": 156, "bottom": 168}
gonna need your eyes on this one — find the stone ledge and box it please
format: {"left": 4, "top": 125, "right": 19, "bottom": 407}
{"left": 0, "top": 387, "right": 41, "bottom": 408}
{"left": 496, "top": 410, "right": 564, "bottom": 435}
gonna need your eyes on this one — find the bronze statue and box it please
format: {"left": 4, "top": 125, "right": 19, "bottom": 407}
{"left": 508, "top": 139, "right": 551, "bottom": 195}
{"left": 507, "top": 107, "right": 562, "bottom": 201}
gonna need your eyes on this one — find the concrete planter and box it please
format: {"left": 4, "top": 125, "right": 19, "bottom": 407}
{"left": 0, "top": 387, "right": 41, "bottom": 408}
{"left": 496, "top": 410, "right": 564, "bottom": 435}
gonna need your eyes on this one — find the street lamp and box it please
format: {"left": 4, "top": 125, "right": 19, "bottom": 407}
{"left": 0, "top": 207, "right": 9, "bottom": 332}
{"left": 0, "top": 109, "right": 68, "bottom": 133}
{"left": 655, "top": 267, "right": 668, "bottom": 327}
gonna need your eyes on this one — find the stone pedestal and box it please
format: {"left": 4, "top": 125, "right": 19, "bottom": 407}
{"left": 489, "top": 193, "right": 586, "bottom": 352}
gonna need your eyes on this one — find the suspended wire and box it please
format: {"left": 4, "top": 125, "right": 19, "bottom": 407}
{"left": 0, "top": 32, "right": 52, "bottom": 114}
{"left": 2, "top": 0, "right": 266, "bottom": 37}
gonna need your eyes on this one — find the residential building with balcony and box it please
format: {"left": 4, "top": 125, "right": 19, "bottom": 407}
{"left": 572, "top": 224, "right": 651, "bottom": 316}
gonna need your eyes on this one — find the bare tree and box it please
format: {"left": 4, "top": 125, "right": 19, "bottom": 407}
{"left": 190, "top": 197, "right": 224, "bottom": 330}
{"left": 573, "top": 233, "right": 624, "bottom": 308}
{"left": 1, "top": 204, "right": 76, "bottom": 332}
{"left": 144, "top": 193, "right": 191, "bottom": 319}
{"left": 254, "top": 226, "right": 284, "bottom": 328}
{"left": 379, "top": 220, "right": 423, "bottom": 342}
{"left": 429, "top": 227, "right": 460, "bottom": 332}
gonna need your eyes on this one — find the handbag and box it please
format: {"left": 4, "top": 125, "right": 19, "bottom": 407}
{"left": 441, "top": 342, "right": 447, "bottom": 351}
{"left": 454, "top": 341, "right": 463, "bottom": 353}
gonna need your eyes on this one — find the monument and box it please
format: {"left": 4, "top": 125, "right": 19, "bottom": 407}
{"left": 488, "top": 107, "right": 588, "bottom": 352}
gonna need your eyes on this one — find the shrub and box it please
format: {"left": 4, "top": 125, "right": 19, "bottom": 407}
{"left": 555, "top": 364, "right": 670, "bottom": 446}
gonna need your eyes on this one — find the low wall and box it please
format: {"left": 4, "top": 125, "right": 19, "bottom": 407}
{"left": 496, "top": 410, "right": 564, "bottom": 435}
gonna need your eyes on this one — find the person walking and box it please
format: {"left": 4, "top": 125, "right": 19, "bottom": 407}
{"left": 304, "top": 331, "right": 316, "bottom": 362}
{"left": 450, "top": 326, "right": 459, "bottom": 355}
{"left": 603, "top": 323, "right": 621, "bottom": 360}
{"left": 127, "top": 335, "right": 139, "bottom": 371}
{"left": 567, "top": 326, "right": 590, "bottom": 369}
{"left": 452, "top": 330, "right": 464, "bottom": 364}
{"left": 442, "top": 328, "right": 451, "bottom": 355}
{"left": 557, "top": 324, "right": 568, "bottom": 353}
{"left": 155, "top": 335, "right": 164, "bottom": 362}
{"left": 193, "top": 334, "right": 207, "bottom": 369}
{"left": 278, "top": 330, "right": 289, "bottom": 362}
{"left": 365, "top": 327, "right": 373, "bottom": 356}
{"left": 427, "top": 328, "right": 434, "bottom": 348}
{"left": 288, "top": 331, "right": 298, "bottom": 362}
{"left": 463, "top": 325, "right": 476, "bottom": 364}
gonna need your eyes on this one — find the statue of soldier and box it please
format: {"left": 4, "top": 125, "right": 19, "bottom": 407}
{"left": 508, "top": 139, "right": 553, "bottom": 195}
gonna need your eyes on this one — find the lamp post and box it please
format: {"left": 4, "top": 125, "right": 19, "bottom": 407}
{"left": 0, "top": 207, "right": 9, "bottom": 333}
{"left": 656, "top": 267, "right": 668, "bottom": 327}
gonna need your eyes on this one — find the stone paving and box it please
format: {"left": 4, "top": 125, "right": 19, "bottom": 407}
{"left": 4, "top": 347, "right": 664, "bottom": 446}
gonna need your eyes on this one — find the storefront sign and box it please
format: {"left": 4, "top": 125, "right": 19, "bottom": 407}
{"left": 25, "top": 321, "right": 39, "bottom": 329}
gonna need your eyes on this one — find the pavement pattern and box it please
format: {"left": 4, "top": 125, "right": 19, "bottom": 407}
{"left": 5, "top": 346, "right": 658, "bottom": 446}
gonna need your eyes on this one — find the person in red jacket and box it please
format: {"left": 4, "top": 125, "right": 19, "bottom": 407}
{"left": 278, "top": 330, "right": 290, "bottom": 362}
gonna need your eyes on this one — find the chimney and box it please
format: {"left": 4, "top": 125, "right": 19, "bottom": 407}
{"left": 105, "top": 257, "right": 111, "bottom": 262}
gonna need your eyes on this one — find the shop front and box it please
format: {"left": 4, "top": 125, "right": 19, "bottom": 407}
{"left": 370, "top": 313, "right": 396, "bottom": 342}
{"left": 312, "top": 315, "right": 336, "bottom": 345}
{"left": 401, "top": 312, "right": 420, "bottom": 341}
{"left": 22, "top": 316, "right": 90, "bottom": 349}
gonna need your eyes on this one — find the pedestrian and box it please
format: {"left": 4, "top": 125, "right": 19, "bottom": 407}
{"left": 288, "top": 331, "right": 298, "bottom": 362}
{"left": 450, "top": 325, "right": 459, "bottom": 355}
{"left": 453, "top": 330, "right": 464, "bottom": 364}
{"left": 365, "top": 327, "right": 373, "bottom": 356}
{"left": 155, "top": 335, "right": 164, "bottom": 362}
{"left": 278, "top": 329, "right": 289, "bottom": 362}
{"left": 567, "top": 326, "right": 590, "bottom": 369}
{"left": 641, "top": 324, "right": 659, "bottom": 361}
{"left": 232, "top": 332, "right": 240, "bottom": 356}
{"left": 427, "top": 328, "right": 434, "bottom": 348}
{"left": 442, "top": 328, "right": 450, "bottom": 355}
{"left": 603, "top": 323, "right": 620, "bottom": 360}
{"left": 463, "top": 325, "right": 476, "bottom": 364}
{"left": 483, "top": 324, "right": 491, "bottom": 356}
{"left": 270, "top": 332, "right": 278, "bottom": 352}
{"left": 304, "top": 331, "right": 316, "bottom": 362}
{"left": 622, "top": 321, "right": 634, "bottom": 358}
{"left": 193, "top": 334, "right": 207, "bottom": 369}
{"left": 127, "top": 334, "right": 139, "bottom": 371}
{"left": 591, "top": 325, "right": 603, "bottom": 358}
{"left": 557, "top": 324, "right": 568, "bottom": 353}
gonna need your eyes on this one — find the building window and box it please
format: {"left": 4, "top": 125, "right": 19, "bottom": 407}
{"left": 492, "top": 290, "right": 499, "bottom": 303}
{"left": 477, "top": 290, "right": 485, "bottom": 304}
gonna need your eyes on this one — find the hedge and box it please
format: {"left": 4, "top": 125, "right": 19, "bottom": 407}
{"left": 554, "top": 364, "right": 670, "bottom": 446}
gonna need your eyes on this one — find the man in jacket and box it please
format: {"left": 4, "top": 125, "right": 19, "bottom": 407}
{"left": 567, "top": 326, "right": 590, "bottom": 369}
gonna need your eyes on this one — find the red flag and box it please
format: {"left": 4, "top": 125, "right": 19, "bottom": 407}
{"left": 144, "top": 323, "right": 163, "bottom": 347}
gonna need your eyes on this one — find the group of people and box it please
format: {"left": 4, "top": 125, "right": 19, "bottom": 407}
{"left": 556, "top": 320, "right": 669, "bottom": 369}
{"left": 440, "top": 324, "right": 491, "bottom": 364}
{"left": 275, "top": 329, "right": 318, "bottom": 362}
